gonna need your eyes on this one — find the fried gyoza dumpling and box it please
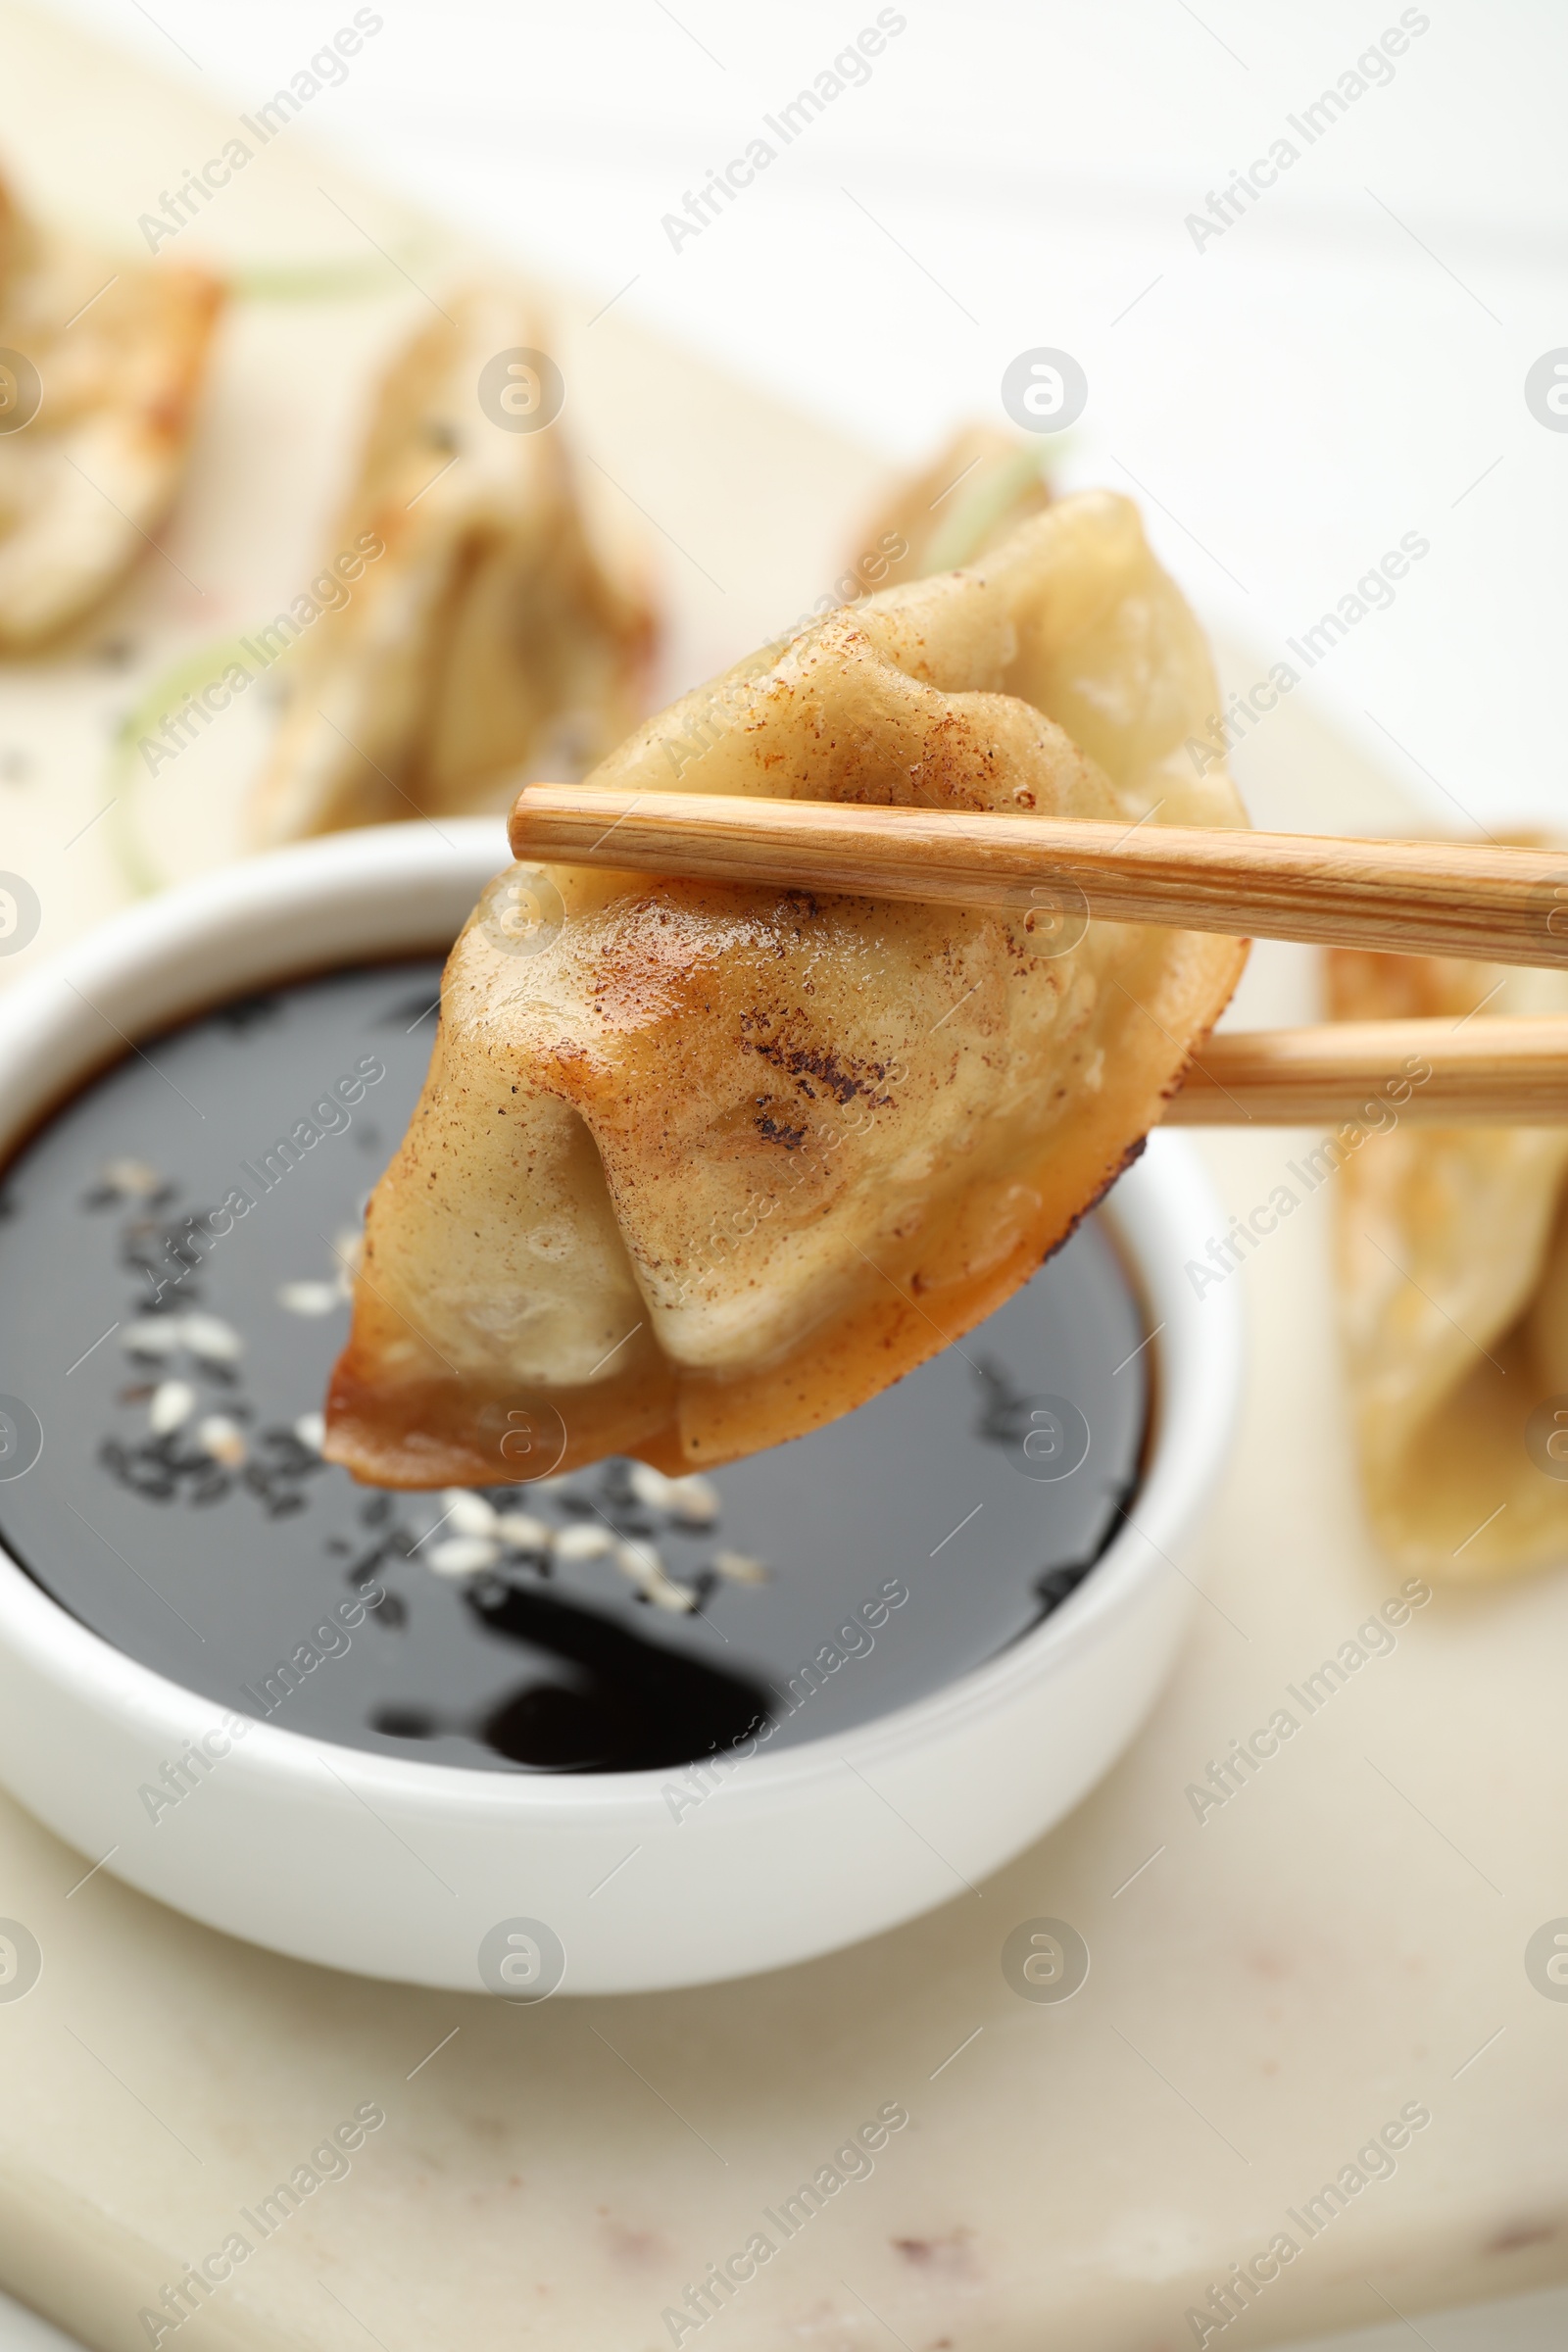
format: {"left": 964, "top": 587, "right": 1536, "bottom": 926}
{"left": 324, "top": 490, "right": 1248, "bottom": 1488}
{"left": 850, "top": 424, "right": 1054, "bottom": 595}
{"left": 1329, "top": 924, "right": 1568, "bottom": 1580}
{"left": 0, "top": 169, "right": 222, "bottom": 649}
{"left": 249, "top": 286, "right": 657, "bottom": 844}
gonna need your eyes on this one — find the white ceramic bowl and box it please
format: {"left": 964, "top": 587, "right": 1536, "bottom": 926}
{"left": 0, "top": 822, "right": 1242, "bottom": 1994}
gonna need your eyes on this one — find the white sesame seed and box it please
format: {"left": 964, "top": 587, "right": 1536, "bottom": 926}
{"left": 148, "top": 1379, "right": 196, "bottom": 1436}
{"left": 100, "top": 1157, "right": 161, "bottom": 1199}
{"left": 613, "top": 1539, "right": 697, "bottom": 1613}
{"left": 625, "top": 1462, "right": 720, "bottom": 1526}
{"left": 277, "top": 1281, "right": 343, "bottom": 1316}
{"left": 181, "top": 1314, "right": 241, "bottom": 1363}
{"left": 553, "top": 1523, "right": 613, "bottom": 1563}
{"left": 426, "top": 1535, "right": 501, "bottom": 1578}
{"left": 627, "top": 1461, "right": 678, "bottom": 1510}
{"left": 293, "top": 1411, "right": 325, "bottom": 1452}
{"left": 666, "top": 1474, "right": 720, "bottom": 1527}
{"left": 713, "top": 1548, "right": 769, "bottom": 1585}
{"left": 613, "top": 1537, "right": 659, "bottom": 1580}
{"left": 197, "top": 1415, "right": 247, "bottom": 1468}
{"left": 494, "top": 1512, "right": 551, "bottom": 1551}
{"left": 122, "top": 1318, "right": 182, "bottom": 1356}
{"left": 648, "top": 1577, "right": 699, "bottom": 1615}
{"left": 441, "top": 1490, "right": 499, "bottom": 1538}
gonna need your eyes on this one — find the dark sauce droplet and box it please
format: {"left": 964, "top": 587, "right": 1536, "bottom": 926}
{"left": 0, "top": 961, "right": 1150, "bottom": 1775}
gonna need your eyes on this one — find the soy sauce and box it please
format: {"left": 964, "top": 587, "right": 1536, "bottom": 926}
{"left": 0, "top": 962, "right": 1149, "bottom": 1774}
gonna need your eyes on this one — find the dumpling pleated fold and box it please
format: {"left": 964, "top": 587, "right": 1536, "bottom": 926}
{"left": 325, "top": 491, "right": 1249, "bottom": 1486}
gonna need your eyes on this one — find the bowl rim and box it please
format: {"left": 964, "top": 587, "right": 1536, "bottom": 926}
{"left": 0, "top": 823, "right": 1243, "bottom": 1821}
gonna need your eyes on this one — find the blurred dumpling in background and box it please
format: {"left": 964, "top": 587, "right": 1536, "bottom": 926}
{"left": 1329, "top": 901, "right": 1568, "bottom": 1581}
{"left": 849, "top": 423, "right": 1053, "bottom": 591}
{"left": 0, "top": 165, "right": 223, "bottom": 651}
{"left": 248, "top": 285, "right": 658, "bottom": 844}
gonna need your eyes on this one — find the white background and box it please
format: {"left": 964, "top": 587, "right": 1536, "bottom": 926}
{"left": 31, "top": 0, "right": 1568, "bottom": 842}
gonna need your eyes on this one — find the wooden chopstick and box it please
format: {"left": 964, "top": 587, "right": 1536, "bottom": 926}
{"left": 1166, "top": 1019, "right": 1568, "bottom": 1124}
{"left": 509, "top": 786, "right": 1568, "bottom": 970}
